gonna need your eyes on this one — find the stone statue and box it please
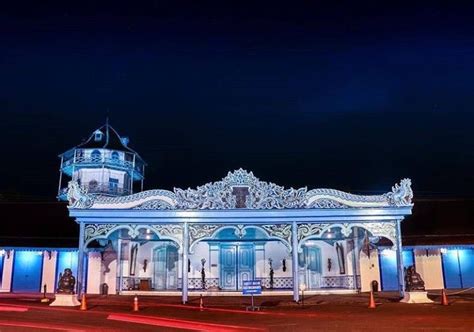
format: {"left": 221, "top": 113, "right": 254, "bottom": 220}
{"left": 57, "top": 268, "right": 76, "bottom": 294}
{"left": 404, "top": 265, "right": 425, "bottom": 291}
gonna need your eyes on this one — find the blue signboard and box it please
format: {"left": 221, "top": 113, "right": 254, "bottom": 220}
{"left": 242, "top": 280, "right": 262, "bottom": 295}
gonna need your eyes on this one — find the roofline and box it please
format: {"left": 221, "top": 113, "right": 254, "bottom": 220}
{"left": 58, "top": 123, "right": 147, "bottom": 165}
{"left": 69, "top": 206, "right": 412, "bottom": 224}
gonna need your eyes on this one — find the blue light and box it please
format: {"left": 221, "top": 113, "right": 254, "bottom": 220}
{"left": 16, "top": 251, "right": 42, "bottom": 265}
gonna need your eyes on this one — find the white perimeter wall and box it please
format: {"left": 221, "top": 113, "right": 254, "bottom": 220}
{"left": 87, "top": 252, "right": 102, "bottom": 294}
{"left": 0, "top": 245, "right": 450, "bottom": 294}
{"left": 414, "top": 249, "right": 444, "bottom": 290}
{"left": 359, "top": 249, "right": 381, "bottom": 291}
{"left": 190, "top": 242, "right": 211, "bottom": 279}
{"left": 41, "top": 251, "right": 58, "bottom": 294}
{"left": 0, "top": 250, "right": 14, "bottom": 292}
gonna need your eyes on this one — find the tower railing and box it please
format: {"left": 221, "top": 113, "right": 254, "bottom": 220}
{"left": 61, "top": 149, "right": 144, "bottom": 178}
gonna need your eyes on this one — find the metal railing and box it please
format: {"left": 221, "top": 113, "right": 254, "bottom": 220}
{"left": 62, "top": 149, "right": 144, "bottom": 174}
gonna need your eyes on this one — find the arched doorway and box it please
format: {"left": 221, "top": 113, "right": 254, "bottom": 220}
{"left": 189, "top": 226, "right": 291, "bottom": 291}
{"left": 219, "top": 243, "right": 255, "bottom": 290}
{"left": 153, "top": 243, "right": 179, "bottom": 290}
{"left": 299, "top": 244, "right": 322, "bottom": 289}
{"left": 84, "top": 226, "right": 182, "bottom": 293}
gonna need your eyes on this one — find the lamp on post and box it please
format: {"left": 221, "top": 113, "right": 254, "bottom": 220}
{"left": 299, "top": 283, "right": 306, "bottom": 307}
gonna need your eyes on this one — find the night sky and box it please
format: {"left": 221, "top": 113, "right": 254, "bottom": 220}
{"left": 1, "top": 1, "right": 474, "bottom": 203}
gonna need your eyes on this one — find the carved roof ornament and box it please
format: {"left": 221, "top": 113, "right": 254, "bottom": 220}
{"left": 67, "top": 169, "right": 413, "bottom": 210}
{"left": 383, "top": 178, "right": 414, "bottom": 207}
{"left": 67, "top": 181, "right": 94, "bottom": 209}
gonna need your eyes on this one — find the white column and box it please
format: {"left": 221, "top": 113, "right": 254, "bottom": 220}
{"left": 86, "top": 252, "right": 103, "bottom": 294}
{"left": 77, "top": 222, "right": 86, "bottom": 298}
{"left": 182, "top": 222, "right": 189, "bottom": 304}
{"left": 351, "top": 226, "right": 360, "bottom": 291}
{"left": 0, "top": 250, "right": 14, "bottom": 292}
{"left": 41, "top": 251, "right": 58, "bottom": 294}
{"left": 395, "top": 219, "right": 405, "bottom": 297}
{"left": 292, "top": 222, "right": 299, "bottom": 302}
{"left": 116, "top": 238, "right": 123, "bottom": 294}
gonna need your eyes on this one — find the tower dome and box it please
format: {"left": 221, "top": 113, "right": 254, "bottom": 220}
{"left": 57, "top": 122, "right": 146, "bottom": 200}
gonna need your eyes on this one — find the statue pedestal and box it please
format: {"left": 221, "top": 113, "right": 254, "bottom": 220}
{"left": 400, "top": 291, "right": 434, "bottom": 304}
{"left": 49, "top": 294, "right": 81, "bottom": 307}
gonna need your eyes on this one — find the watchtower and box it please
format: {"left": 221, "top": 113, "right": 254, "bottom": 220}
{"left": 57, "top": 121, "right": 145, "bottom": 200}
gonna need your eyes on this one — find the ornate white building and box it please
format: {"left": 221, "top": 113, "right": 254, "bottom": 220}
{"left": 57, "top": 123, "right": 414, "bottom": 303}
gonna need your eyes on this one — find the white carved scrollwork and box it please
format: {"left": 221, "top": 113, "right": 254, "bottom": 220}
{"left": 357, "top": 222, "right": 397, "bottom": 244}
{"left": 188, "top": 224, "right": 222, "bottom": 245}
{"left": 84, "top": 224, "right": 118, "bottom": 243}
{"left": 261, "top": 224, "right": 292, "bottom": 250}
{"left": 174, "top": 183, "right": 236, "bottom": 210}
{"left": 150, "top": 225, "right": 183, "bottom": 243}
{"left": 297, "top": 223, "right": 331, "bottom": 240}
{"left": 69, "top": 169, "right": 413, "bottom": 210}
{"left": 174, "top": 169, "right": 309, "bottom": 210}
{"left": 223, "top": 168, "right": 258, "bottom": 185}
{"left": 234, "top": 224, "right": 247, "bottom": 238}
{"left": 127, "top": 226, "right": 140, "bottom": 238}
{"left": 94, "top": 189, "right": 177, "bottom": 205}
{"left": 133, "top": 200, "right": 173, "bottom": 210}
{"left": 248, "top": 184, "right": 307, "bottom": 209}
{"left": 340, "top": 223, "right": 353, "bottom": 237}
{"left": 306, "top": 199, "right": 348, "bottom": 209}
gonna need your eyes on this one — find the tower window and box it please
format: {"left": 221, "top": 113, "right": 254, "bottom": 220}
{"left": 89, "top": 180, "right": 98, "bottom": 189}
{"left": 111, "top": 151, "right": 119, "bottom": 161}
{"left": 91, "top": 149, "right": 101, "bottom": 160}
{"left": 94, "top": 130, "right": 104, "bottom": 142}
{"left": 109, "top": 178, "right": 119, "bottom": 193}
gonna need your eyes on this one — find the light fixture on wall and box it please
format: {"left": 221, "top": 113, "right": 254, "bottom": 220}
{"left": 326, "top": 228, "right": 333, "bottom": 239}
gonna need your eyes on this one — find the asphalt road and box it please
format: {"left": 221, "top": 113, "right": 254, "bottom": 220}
{"left": 1, "top": 292, "right": 473, "bottom": 331}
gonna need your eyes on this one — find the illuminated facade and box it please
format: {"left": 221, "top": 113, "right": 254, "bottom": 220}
{"left": 50, "top": 123, "right": 414, "bottom": 302}
{"left": 1, "top": 124, "right": 474, "bottom": 299}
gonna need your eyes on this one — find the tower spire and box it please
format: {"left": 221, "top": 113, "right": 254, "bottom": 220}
{"left": 105, "top": 109, "right": 110, "bottom": 126}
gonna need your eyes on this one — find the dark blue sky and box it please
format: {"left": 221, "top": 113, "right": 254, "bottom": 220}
{"left": 1, "top": 1, "right": 474, "bottom": 199}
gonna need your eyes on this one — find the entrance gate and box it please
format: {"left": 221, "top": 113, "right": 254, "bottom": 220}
{"left": 219, "top": 244, "right": 255, "bottom": 290}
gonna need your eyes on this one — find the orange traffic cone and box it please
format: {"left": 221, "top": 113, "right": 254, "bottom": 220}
{"left": 368, "top": 290, "right": 376, "bottom": 309}
{"left": 133, "top": 295, "right": 139, "bottom": 312}
{"left": 199, "top": 294, "right": 204, "bottom": 311}
{"left": 441, "top": 289, "right": 449, "bottom": 306}
{"left": 79, "top": 293, "right": 88, "bottom": 311}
